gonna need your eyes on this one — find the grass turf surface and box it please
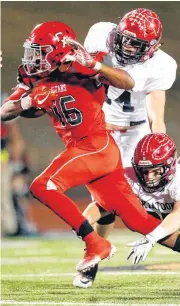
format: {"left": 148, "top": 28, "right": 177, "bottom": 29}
{"left": 1, "top": 230, "right": 180, "bottom": 305}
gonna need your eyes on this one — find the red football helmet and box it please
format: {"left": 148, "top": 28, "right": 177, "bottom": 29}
{"left": 107, "top": 8, "right": 163, "bottom": 66}
{"left": 132, "top": 133, "right": 177, "bottom": 193}
{"left": 22, "top": 21, "right": 76, "bottom": 76}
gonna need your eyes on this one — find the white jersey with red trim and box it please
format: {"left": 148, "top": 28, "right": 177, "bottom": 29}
{"left": 124, "top": 162, "right": 180, "bottom": 220}
{"left": 84, "top": 22, "right": 177, "bottom": 127}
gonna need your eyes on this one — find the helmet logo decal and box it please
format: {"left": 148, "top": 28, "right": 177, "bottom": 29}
{"left": 54, "top": 32, "right": 63, "bottom": 42}
{"left": 53, "top": 32, "right": 67, "bottom": 48}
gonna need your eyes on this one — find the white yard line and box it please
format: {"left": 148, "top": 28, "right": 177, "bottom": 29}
{"left": 0, "top": 301, "right": 177, "bottom": 306}
{"left": 1, "top": 241, "right": 39, "bottom": 249}
{"left": 2, "top": 255, "right": 174, "bottom": 265}
{"left": 13, "top": 249, "right": 55, "bottom": 256}
{"left": 2, "top": 271, "right": 180, "bottom": 279}
{"left": 1, "top": 257, "right": 79, "bottom": 265}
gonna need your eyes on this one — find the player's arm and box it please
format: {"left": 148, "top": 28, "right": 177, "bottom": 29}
{"left": 127, "top": 200, "right": 180, "bottom": 264}
{"left": 148, "top": 200, "right": 180, "bottom": 240}
{"left": 0, "top": 86, "right": 35, "bottom": 121}
{"left": 146, "top": 90, "right": 166, "bottom": 133}
{"left": 64, "top": 38, "right": 135, "bottom": 90}
{"left": 17, "top": 65, "right": 46, "bottom": 119}
{"left": 0, "top": 99, "right": 23, "bottom": 121}
{"left": 145, "top": 55, "right": 177, "bottom": 134}
{"left": 20, "top": 107, "right": 46, "bottom": 118}
{"left": 1, "top": 93, "right": 46, "bottom": 121}
{"left": 96, "top": 64, "right": 134, "bottom": 90}
{"left": 0, "top": 84, "right": 49, "bottom": 121}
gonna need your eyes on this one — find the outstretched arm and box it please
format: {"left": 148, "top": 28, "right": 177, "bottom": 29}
{"left": 148, "top": 200, "right": 180, "bottom": 241}
{"left": 1, "top": 96, "right": 46, "bottom": 121}
{"left": 1, "top": 81, "right": 50, "bottom": 121}
{"left": 127, "top": 200, "right": 180, "bottom": 264}
{"left": 0, "top": 100, "right": 23, "bottom": 121}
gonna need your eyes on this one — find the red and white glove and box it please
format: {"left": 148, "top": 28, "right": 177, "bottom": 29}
{"left": 64, "top": 38, "right": 102, "bottom": 71}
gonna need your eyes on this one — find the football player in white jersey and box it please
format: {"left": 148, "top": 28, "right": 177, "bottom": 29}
{"left": 73, "top": 133, "right": 180, "bottom": 288}
{"left": 66, "top": 8, "right": 177, "bottom": 167}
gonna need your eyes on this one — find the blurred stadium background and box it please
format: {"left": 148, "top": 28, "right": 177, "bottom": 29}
{"left": 1, "top": 1, "right": 180, "bottom": 233}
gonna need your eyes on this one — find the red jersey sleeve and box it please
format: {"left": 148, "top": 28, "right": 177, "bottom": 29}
{"left": 3, "top": 84, "right": 30, "bottom": 104}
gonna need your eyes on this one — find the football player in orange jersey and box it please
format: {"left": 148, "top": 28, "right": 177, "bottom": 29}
{"left": 1, "top": 21, "right": 163, "bottom": 273}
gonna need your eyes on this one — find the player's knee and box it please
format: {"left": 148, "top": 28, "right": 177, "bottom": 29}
{"left": 30, "top": 176, "right": 45, "bottom": 198}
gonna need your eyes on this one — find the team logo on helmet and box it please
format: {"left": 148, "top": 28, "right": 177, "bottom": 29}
{"left": 132, "top": 133, "right": 177, "bottom": 193}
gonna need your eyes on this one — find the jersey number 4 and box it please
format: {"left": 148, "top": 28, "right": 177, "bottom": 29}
{"left": 106, "top": 91, "right": 134, "bottom": 112}
{"left": 52, "top": 95, "right": 83, "bottom": 127}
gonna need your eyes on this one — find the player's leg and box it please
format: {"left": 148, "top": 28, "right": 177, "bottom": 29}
{"left": 82, "top": 202, "right": 115, "bottom": 238}
{"left": 87, "top": 164, "right": 161, "bottom": 234}
{"left": 30, "top": 131, "right": 118, "bottom": 227}
{"left": 73, "top": 203, "right": 115, "bottom": 288}
{"left": 30, "top": 131, "right": 119, "bottom": 271}
{"left": 30, "top": 150, "right": 116, "bottom": 271}
{"left": 172, "top": 233, "right": 180, "bottom": 252}
{"left": 30, "top": 150, "right": 90, "bottom": 232}
{"left": 156, "top": 229, "right": 180, "bottom": 252}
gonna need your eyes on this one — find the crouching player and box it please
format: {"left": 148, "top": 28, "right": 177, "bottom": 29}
{"left": 74, "top": 133, "right": 180, "bottom": 287}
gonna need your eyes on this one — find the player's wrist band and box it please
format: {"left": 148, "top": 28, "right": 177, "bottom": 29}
{"left": 93, "top": 61, "right": 102, "bottom": 71}
{"left": 21, "top": 95, "right": 32, "bottom": 110}
{"left": 147, "top": 225, "right": 168, "bottom": 243}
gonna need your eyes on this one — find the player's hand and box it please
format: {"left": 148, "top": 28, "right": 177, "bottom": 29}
{"left": 64, "top": 38, "right": 102, "bottom": 71}
{"left": 28, "top": 84, "right": 58, "bottom": 109}
{"left": 127, "top": 234, "right": 156, "bottom": 264}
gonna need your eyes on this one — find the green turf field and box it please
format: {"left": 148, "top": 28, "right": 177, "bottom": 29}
{"left": 1, "top": 230, "right": 180, "bottom": 305}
